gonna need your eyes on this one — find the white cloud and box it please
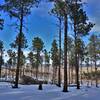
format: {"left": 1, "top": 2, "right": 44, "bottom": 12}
{"left": 82, "top": 0, "right": 100, "bottom": 33}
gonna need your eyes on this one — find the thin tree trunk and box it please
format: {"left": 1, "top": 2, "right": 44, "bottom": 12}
{"left": 74, "top": 0, "right": 80, "bottom": 89}
{"left": 44, "top": 55, "right": 46, "bottom": 81}
{"left": 52, "top": 66, "right": 55, "bottom": 84}
{"left": 19, "top": 68, "right": 22, "bottom": 79}
{"left": 55, "top": 66, "right": 57, "bottom": 84}
{"left": 74, "top": 30, "right": 80, "bottom": 89}
{"left": 0, "top": 65, "right": 1, "bottom": 79}
{"left": 40, "top": 64, "right": 42, "bottom": 79}
{"left": 87, "top": 62, "right": 89, "bottom": 87}
{"left": 0, "top": 50, "right": 3, "bottom": 78}
{"left": 14, "top": 5, "right": 23, "bottom": 88}
{"left": 91, "top": 60, "right": 93, "bottom": 86}
{"left": 31, "top": 67, "right": 33, "bottom": 77}
{"left": 58, "top": 17, "right": 62, "bottom": 87}
{"left": 69, "top": 65, "right": 70, "bottom": 85}
{"left": 8, "top": 65, "right": 11, "bottom": 79}
{"left": 63, "top": 13, "right": 68, "bottom": 92}
{"left": 95, "top": 60, "right": 98, "bottom": 87}
{"left": 80, "top": 60, "right": 83, "bottom": 85}
{"left": 5, "top": 65, "right": 8, "bottom": 81}
{"left": 36, "top": 51, "right": 39, "bottom": 80}
{"left": 0, "top": 63, "right": 1, "bottom": 78}
{"left": 71, "top": 65, "right": 74, "bottom": 84}
{"left": 23, "top": 68, "right": 24, "bottom": 76}
{"left": 47, "top": 65, "right": 49, "bottom": 82}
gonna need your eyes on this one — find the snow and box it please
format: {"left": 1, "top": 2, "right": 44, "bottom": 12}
{"left": 0, "top": 82, "right": 100, "bottom": 100}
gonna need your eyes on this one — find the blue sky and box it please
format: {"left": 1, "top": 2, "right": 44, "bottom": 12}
{"left": 0, "top": 1, "right": 57, "bottom": 51}
{"left": 0, "top": 0, "right": 100, "bottom": 52}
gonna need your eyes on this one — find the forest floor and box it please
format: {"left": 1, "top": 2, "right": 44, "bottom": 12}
{"left": 0, "top": 82, "right": 100, "bottom": 100}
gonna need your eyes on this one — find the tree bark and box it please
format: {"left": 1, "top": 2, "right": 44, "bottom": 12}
{"left": 95, "top": 60, "right": 98, "bottom": 87}
{"left": 91, "top": 60, "right": 93, "bottom": 86}
{"left": 58, "top": 17, "right": 62, "bottom": 87}
{"left": 63, "top": 14, "right": 68, "bottom": 92}
{"left": 14, "top": 5, "right": 23, "bottom": 88}
{"left": 87, "top": 62, "right": 89, "bottom": 87}
{"left": 80, "top": 60, "right": 83, "bottom": 85}
{"left": 36, "top": 51, "right": 39, "bottom": 79}
{"left": 74, "top": 0, "right": 80, "bottom": 89}
{"left": 0, "top": 52, "right": 2, "bottom": 78}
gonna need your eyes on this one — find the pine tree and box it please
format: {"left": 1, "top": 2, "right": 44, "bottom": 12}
{"left": 10, "top": 32, "right": 27, "bottom": 87}
{"left": 69, "top": 0, "right": 94, "bottom": 89}
{"left": 50, "top": 1, "right": 64, "bottom": 87}
{"left": 0, "top": 9, "right": 4, "bottom": 79}
{"left": 67, "top": 36, "right": 74, "bottom": 85}
{"left": 0, "top": 40, "right": 4, "bottom": 78}
{"left": 51, "top": 39, "right": 59, "bottom": 84}
{"left": 88, "top": 34, "right": 100, "bottom": 87}
{"left": 7, "top": 49, "right": 16, "bottom": 79}
{"left": 1, "top": 0, "right": 40, "bottom": 88}
{"left": 28, "top": 51, "right": 36, "bottom": 77}
{"left": 44, "top": 49, "right": 50, "bottom": 81}
{"left": 32, "top": 37, "right": 44, "bottom": 90}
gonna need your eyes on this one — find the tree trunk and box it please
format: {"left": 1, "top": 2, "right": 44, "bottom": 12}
{"left": 91, "top": 60, "right": 93, "bottom": 86}
{"left": 95, "top": 60, "right": 98, "bottom": 87}
{"left": 69, "top": 65, "right": 70, "bottom": 85}
{"left": 71, "top": 65, "right": 74, "bottom": 84}
{"left": 47, "top": 65, "right": 50, "bottom": 82}
{"left": 74, "top": 0, "right": 80, "bottom": 89}
{"left": 87, "top": 62, "right": 89, "bottom": 87}
{"left": 0, "top": 50, "right": 3, "bottom": 78}
{"left": 63, "top": 14, "right": 68, "bottom": 92}
{"left": 0, "top": 56, "right": 2, "bottom": 78}
{"left": 23, "top": 68, "right": 25, "bottom": 76}
{"left": 58, "top": 17, "right": 62, "bottom": 87}
{"left": 36, "top": 51, "right": 39, "bottom": 79}
{"left": 31, "top": 67, "right": 33, "bottom": 77}
{"left": 14, "top": 6, "right": 23, "bottom": 88}
{"left": 74, "top": 39, "right": 80, "bottom": 89}
{"left": 5, "top": 66, "right": 8, "bottom": 80}
{"left": 52, "top": 66, "right": 55, "bottom": 84}
{"left": 40, "top": 64, "right": 42, "bottom": 79}
{"left": 80, "top": 60, "right": 83, "bottom": 85}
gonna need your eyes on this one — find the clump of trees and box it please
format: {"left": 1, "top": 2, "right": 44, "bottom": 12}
{"left": 32, "top": 37, "right": 44, "bottom": 90}
{"left": 0, "top": 0, "right": 99, "bottom": 92}
{"left": 51, "top": 39, "right": 59, "bottom": 84}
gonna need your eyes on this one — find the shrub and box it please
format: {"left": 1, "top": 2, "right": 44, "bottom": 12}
{"left": 19, "top": 75, "right": 48, "bottom": 85}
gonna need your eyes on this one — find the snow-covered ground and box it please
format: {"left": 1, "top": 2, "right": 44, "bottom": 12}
{"left": 0, "top": 82, "right": 100, "bottom": 100}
